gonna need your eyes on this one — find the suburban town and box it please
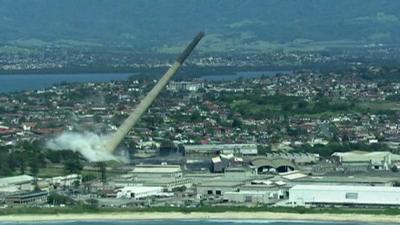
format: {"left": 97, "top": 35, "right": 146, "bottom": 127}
{"left": 1, "top": 43, "right": 400, "bottom": 74}
{"left": 1, "top": 62, "right": 400, "bottom": 210}
{"left": 3, "top": 1, "right": 400, "bottom": 224}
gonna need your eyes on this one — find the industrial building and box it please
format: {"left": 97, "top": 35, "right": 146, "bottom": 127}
{"left": 224, "top": 190, "right": 279, "bottom": 204}
{"left": 49, "top": 174, "right": 82, "bottom": 187}
{"left": 223, "top": 178, "right": 289, "bottom": 204}
{"left": 251, "top": 157, "right": 296, "bottom": 173}
{"left": 184, "top": 144, "right": 258, "bottom": 156}
{"left": 0, "top": 175, "right": 34, "bottom": 195}
{"left": 167, "top": 81, "right": 204, "bottom": 92}
{"left": 212, "top": 156, "right": 228, "bottom": 172}
{"left": 113, "top": 167, "right": 192, "bottom": 191}
{"left": 197, "top": 180, "right": 244, "bottom": 197}
{"left": 224, "top": 166, "right": 256, "bottom": 178}
{"left": 5, "top": 191, "right": 48, "bottom": 206}
{"left": 127, "top": 164, "right": 190, "bottom": 191}
{"left": 332, "top": 151, "right": 400, "bottom": 163}
{"left": 332, "top": 151, "right": 400, "bottom": 171}
{"left": 130, "top": 164, "right": 183, "bottom": 178}
{"left": 265, "top": 152, "right": 319, "bottom": 165}
{"left": 0, "top": 175, "right": 34, "bottom": 188}
{"left": 116, "top": 186, "right": 164, "bottom": 199}
{"left": 291, "top": 175, "right": 398, "bottom": 187}
{"left": 289, "top": 185, "right": 400, "bottom": 206}
{"left": 134, "top": 177, "right": 192, "bottom": 192}
{"left": 211, "top": 154, "right": 245, "bottom": 173}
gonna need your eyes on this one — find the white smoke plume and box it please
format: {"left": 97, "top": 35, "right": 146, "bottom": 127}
{"left": 45, "top": 132, "right": 125, "bottom": 162}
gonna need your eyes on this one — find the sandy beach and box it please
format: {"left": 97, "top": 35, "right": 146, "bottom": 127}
{"left": 0, "top": 212, "right": 399, "bottom": 223}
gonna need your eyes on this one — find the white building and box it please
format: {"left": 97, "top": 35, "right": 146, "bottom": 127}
{"left": 49, "top": 174, "right": 82, "bottom": 187}
{"left": 289, "top": 185, "right": 400, "bottom": 206}
{"left": 266, "top": 152, "right": 319, "bottom": 164}
{"left": 0, "top": 175, "right": 34, "bottom": 188}
{"left": 131, "top": 164, "right": 183, "bottom": 178}
{"left": 224, "top": 191, "right": 278, "bottom": 204}
{"left": 224, "top": 182, "right": 288, "bottom": 204}
{"left": 185, "top": 144, "right": 258, "bottom": 155}
{"left": 332, "top": 151, "right": 400, "bottom": 163}
{"left": 0, "top": 175, "right": 34, "bottom": 193}
{"left": 116, "top": 186, "right": 164, "bottom": 199}
{"left": 167, "top": 81, "right": 204, "bottom": 92}
{"left": 332, "top": 151, "right": 400, "bottom": 170}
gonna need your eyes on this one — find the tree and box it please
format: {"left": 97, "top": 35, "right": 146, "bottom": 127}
{"left": 73, "top": 180, "right": 80, "bottom": 188}
{"left": 46, "top": 150, "right": 62, "bottom": 163}
{"left": 98, "top": 162, "right": 107, "bottom": 184}
{"left": 257, "top": 145, "right": 272, "bottom": 155}
{"left": 48, "top": 193, "right": 75, "bottom": 205}
{"left": 29, "top": 161, "right": 39, "bottom": 177}
{"left": 20, "top": 160, "right": 26, "bottom": 174}
{"left": 232, "top": 118, "right": 242, "bottom": 128}
{"left": 190, "top": 111, "right": 201, "bottom": 122}
{"left": 0, "top": 164, "right": 12, "bottom": 176}
{"left": 82, "top": 174, "right": 97, "bottom": 182}
{"left": 64, "top": 159, "right": 83, "bottom": 174}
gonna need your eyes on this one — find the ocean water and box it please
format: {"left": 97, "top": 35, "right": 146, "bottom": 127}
{"left": 0, "top": 220, "right": 395, "bottom": 225}
{"left": 0, "top": 70, "right": 291, "bottom": 94}
{"left": 0, "top": 73, "right": 133, "bottom": 93}
{"left": 200, "top": 70, "right": 290, "bottom": 81}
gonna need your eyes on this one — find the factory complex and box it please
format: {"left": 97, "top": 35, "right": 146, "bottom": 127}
{"left": 1, "top": 31, "right": 400, "bottom": 212}
{"left": 289, "top": 185, "right": 400, "bottom": 206}
{"left": 1, "top": 147, "right": 400, "bottom": 208}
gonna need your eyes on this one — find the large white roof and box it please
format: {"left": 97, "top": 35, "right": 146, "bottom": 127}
{"left": 132, "top": 165, "right": 181, "bottom": 173}
{"left": 332, "top": 151, "right": 400, "bottom": 162}
{"left": 332, "top": 151, "right": 391, "bottom": 156}
{"left": 118, "top": 186, "right": 162, "bottom": 193}
{"left": 291, "top": 185, "right": 400, "bottom": 192}
{"left": 0, "top": 175, "right": 34, "bottom": 187}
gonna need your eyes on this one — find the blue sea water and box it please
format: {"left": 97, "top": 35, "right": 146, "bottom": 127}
{"left": 0, "top": 73, "right": 133, "bottom": 93}
{"left": 0, "top": 70, "right": 290, "bottom": 94}
{"left": 0, "top": 220, "right": 396, "bottom": 225}
{"left": 200, "top": 71, "right": 290, "bottom": 81}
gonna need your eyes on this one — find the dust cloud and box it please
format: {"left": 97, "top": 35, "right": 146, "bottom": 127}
{"left": 45, "top": 132, "right": 125, "bottom": 162}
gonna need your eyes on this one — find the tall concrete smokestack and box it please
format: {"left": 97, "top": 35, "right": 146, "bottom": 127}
{"left": 105, "top": 32, "right": 205, "bottom": 153}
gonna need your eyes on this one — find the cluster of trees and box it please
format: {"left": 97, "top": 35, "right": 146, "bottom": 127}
{"left": 291, "top": 98, "right": 355, "bottom": 114}
{"left": 386, "top": 94, "right": 400, "bottom": 102}
{"left": 225, "top": 93, "right": 357, "bottom": 119}
{"left": 0, "top": 140, "right": 84, "bottom": 177}
{"left": 47, "top": 193, "right": 75, "bottom": 205}
{"left": 0, "top": 141, "right": 46, "bottom": 176}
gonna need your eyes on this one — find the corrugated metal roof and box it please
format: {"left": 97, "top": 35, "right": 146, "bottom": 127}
{"left": 291, "top": 185, "right": 400, "bottom": 192}
{"left": 0, "top": 175, "right": 34, "bottom": 187}
{"left": 251, "top": 157, "right": 295, "bottom": 168}
{"left": 132, "top": 165, "right": 182, "bottom": 173}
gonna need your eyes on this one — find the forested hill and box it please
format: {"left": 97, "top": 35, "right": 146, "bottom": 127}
{"left": 1, "top": 0, "right": 400, "bottom": 52}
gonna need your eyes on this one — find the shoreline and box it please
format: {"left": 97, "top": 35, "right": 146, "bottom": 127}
{"left": 0, "top": 212, "right": 400, "bottom": 223}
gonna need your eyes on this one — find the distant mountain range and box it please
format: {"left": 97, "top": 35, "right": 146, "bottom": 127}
{"left": 1, "top": 0, "right": 400, "bottom": 52}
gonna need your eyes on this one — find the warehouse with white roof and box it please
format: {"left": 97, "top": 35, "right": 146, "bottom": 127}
{"left": 116, "top": 186, "right": 164, "bottom": 199}
{"left": 289, "top": 185, "right": 400, "bottom": 206}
